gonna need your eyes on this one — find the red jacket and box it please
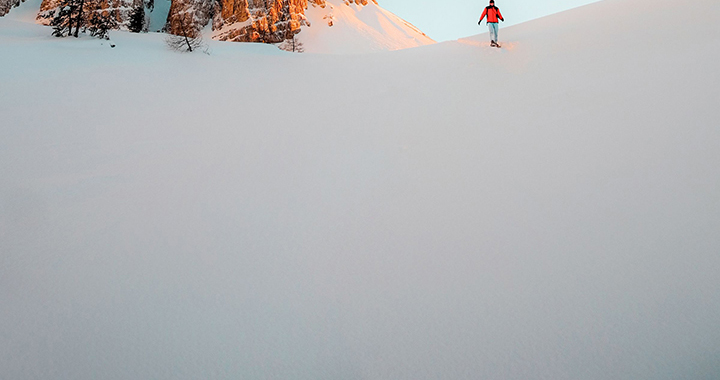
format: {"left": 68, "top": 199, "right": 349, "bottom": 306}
{"left": 480, "top": 6, "right": 504, "bottom": 23}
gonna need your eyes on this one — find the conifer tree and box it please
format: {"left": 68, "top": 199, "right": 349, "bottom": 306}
{"left": 86, "top": 10, "right": 117, "bottom": 39}
{"left": 128, "top": 2, "right": 145, "bottom": 33}
{"left": 46, "top": 0, "right": 117, "bottom": 40}
{"left": 71, "top": 0, "right": 86, "bottom": 37}
{"left": 49, "top": 0, "right": 77, "bottom": 37}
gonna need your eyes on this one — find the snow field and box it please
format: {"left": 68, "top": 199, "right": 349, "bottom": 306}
{"left": 301, "top": 0, "right": 434, "bottom": 53}
{"left": 1, "top": 0, "right": 720, "bottom": 379}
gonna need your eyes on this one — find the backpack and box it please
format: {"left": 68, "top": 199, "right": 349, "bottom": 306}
{"left": 486, "top": 6, "right": 497, "bottom": 18}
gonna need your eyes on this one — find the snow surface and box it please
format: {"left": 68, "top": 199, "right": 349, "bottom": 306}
{"left": 300, "top": 0, "right": 434, "bottom": 54}
{"left": 1, "top": 0, "right": 720, "bottom": 379}
{"left": 1, "top": 0, "right": 41, "bottom": 23}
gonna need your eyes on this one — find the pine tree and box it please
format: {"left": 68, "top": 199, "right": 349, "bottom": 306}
{"left": 71, "top": 0, "right": 86, "bottom": 37}
{"left": 128, "top": 2, "right": 145, "bottom": 33}
{"left": 49, "top": 0, "right": 77, "bottom": 37}
{"left": 86, "top": 11, "right": 117, "bottom": 39}
{"left": 46, "top": 0, "right": 118, "bottom": 40}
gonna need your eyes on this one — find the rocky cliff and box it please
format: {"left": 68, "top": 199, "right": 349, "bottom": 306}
{"left": 32, "top": 0, "right": 366, "bottom": 42}
{"left": 0, "top": 0, "right": 25, "bottom": 16}
{"left": 210, "top": 0, "right": 314, "bottom": 43}
{"left": 208, "top": 0, "right": 382, "bottom": 43}
{"left": 164, "top": 0, "right": 214, "bottom": 35}
{"left": 30, "top": 0, "right": 431, "bottom": 53}
{"left": 36, "top": 0, "right": 136, "bottom": 27}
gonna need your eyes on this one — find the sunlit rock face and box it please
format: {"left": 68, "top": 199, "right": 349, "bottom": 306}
{"left": 36, "top": 0, "right": 135, "bottom": 27}
{"left": 0, "top": 0, "right": 24, "bottom": 17}
{"left": 28, "top": 0, "right": 408, "bottom": 50}
{"left": 165, "top": 0, "right": 215, "bottom": 36}
{"left": 207, "top": 0, "right": 376, "bottom": 43}
{"left": 211, "top": 0, "right": 311, "bottom": 43}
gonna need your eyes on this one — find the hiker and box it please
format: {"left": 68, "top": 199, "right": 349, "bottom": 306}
{"left": 478, "top": 0, "right": 504, "bottom": 47}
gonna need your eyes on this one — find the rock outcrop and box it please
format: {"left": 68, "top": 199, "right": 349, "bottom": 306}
{"left": 208, "top": 0, "right": 378, "bottom": 43}
{"left": 0, "top": 0, "right": 25, "bottom": 17}
{"left": 165, "top": 0, "right": 214, "bottom": 36}
{"left": 209, "top": 0, "right": 308, "bottom": 43}
{"left": 29, "top": 0, "right": 429, "bottom": 53}
{"left": 36, "top": 0, "right": 135, "bottom": 27}
{"left": 168, "top": 0, "right": 379, "bottom": 43}
{"left": 0, "top": 0, "right": 20, "bottom": 17}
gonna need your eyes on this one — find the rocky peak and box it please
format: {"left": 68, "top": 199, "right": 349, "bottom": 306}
{"left": 208, "top": 0, "right": 378, "bottom": 43}
{"left": 36, "top": 0, "right": 136, "bottom": 27}
{"left": 28, "top": 0, "right": 429, "bottom": 53}
{"left": 0, "top": 0, "right": 25, "bottom": 17}
{"left": 165, "top": 0, "right": 215, "bottom": 35}
{"left": 210, "top": 0, "right": 309, "bottom": 43}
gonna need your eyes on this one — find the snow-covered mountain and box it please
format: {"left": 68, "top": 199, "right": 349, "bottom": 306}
{"left": 15, "top": 0, "right": 433, "bottom": 53}
{"left": 298, "top": 0, "right": 434, "bottom": 53}
{"left": 1, "top": 0, "right": 719, "bottom": 379}
{"left": 210, "top": 0, "right": 433, "bottom": 53}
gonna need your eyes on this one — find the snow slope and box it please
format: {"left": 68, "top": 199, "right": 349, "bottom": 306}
{"left": 1, "top": 0, "right": 41, "bottom": 22}
{"left": 1, "top": 0, "right": 719, "bottom": 379}
{"left": 300, "top": 0, "right": 435, "bottom": 53}
{"left": 2, "top": 0, "right": 171, "bottom": 31}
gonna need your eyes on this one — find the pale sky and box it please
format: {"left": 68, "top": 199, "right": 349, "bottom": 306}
{"left": 379, "top": 0, "right": 602, "bottom": 42}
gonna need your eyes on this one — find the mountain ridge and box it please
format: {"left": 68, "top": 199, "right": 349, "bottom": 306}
{"left": 2, "top": 0, "right": 433, "bottom": 53}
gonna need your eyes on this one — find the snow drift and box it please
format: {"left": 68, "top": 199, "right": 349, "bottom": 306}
{"left": 1, "top": 0, "right": 719, "bottom": 379}
{"left": 299, "top": 0, "right": 434, "bottom": 53}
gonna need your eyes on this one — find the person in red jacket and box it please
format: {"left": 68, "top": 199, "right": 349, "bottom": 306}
{"left": 479, "top": 0, "right": 504, "bottom": 47}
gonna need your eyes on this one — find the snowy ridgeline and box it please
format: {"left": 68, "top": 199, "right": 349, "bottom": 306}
{"left": 1, "top": 0, "right": 433, "bottom": 53}
{"left": 1, "top": 0, "right": 720, "bottom": 379}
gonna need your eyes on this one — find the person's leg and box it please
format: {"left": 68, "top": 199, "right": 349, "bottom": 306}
{"left": 488, "top": 23, "right": 498, "bottom": 42}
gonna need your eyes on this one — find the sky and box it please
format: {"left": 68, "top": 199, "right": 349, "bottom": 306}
{"left": 379, "top": 0, "right": 602, "bottom": 42}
